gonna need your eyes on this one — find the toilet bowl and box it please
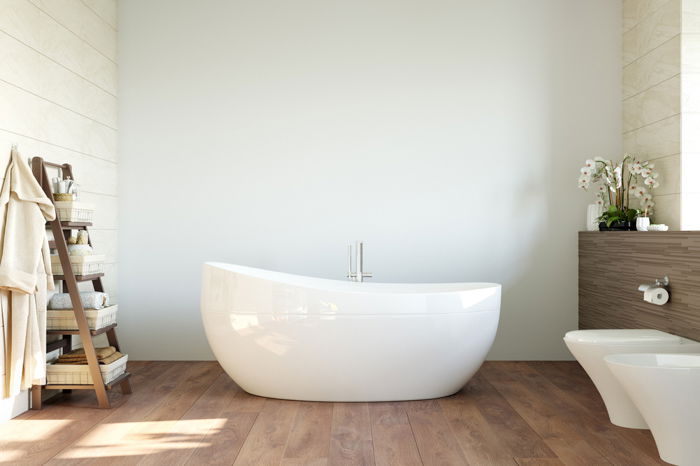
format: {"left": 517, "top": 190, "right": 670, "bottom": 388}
{"left": 563, "top": 329, "right": 700, "bottom": 429}
{"left": 605, "top": 353, "right": 700, "bottom": 466}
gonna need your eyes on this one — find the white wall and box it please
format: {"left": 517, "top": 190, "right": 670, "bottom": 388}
{"left": 118, "top": 0, "right": 622, "bottom": 360}
{"left": 0, "top": 0, "right": 118, "bottom": 419}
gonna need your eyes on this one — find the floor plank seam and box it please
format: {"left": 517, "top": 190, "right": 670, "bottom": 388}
{"left": 231, "top": 397, "right": 272, "bottom": 466}
{"left": 404, "top": 404, "right": 426, "bottom": 465}
{"left": 368, "top": 404, "right": 379, "bottom": 466}
{"left": 167, "top": 369, "right": 228, "bottom": 466}
{"left": 482, "top": 375, "right": 552, "bottom": 447}
{"left": 279, "top": 402, "right": 298, "bottom": 463}
{"left": 228, "top": 411, "right": 259, "bottom": 466}
{"left": 325, "top": 404, "right": 336, "bottom": 465}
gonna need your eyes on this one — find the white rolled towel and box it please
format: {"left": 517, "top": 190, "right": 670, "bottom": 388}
{"left": 48, "top": 291, "right": 110, "bottom": 310}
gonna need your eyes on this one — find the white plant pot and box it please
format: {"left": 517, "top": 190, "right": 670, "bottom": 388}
{"left": 636, "top": 217, "right": 650, "bottom": 231}
{"left": 587, "top": 204, "right": 602, "bottom": 231}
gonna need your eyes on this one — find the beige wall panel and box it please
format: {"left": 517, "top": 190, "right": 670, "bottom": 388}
{"left": 0, "top": 80, "right": 116, "bottom": 161}
{"left": 624, "top": 0, "right": 680, "bottom": 65}
{"left": 623, "top": 74, "right": 681, "bottom": 131}
{"left": 624, "top": 34, "right": 680, "bottom": 98}
{"left": 0, "top": 33, "right": 116, "bottom": 128}
{"left": 624, "top": 0, "right": 674, "bottom": 32}
{"left": 650, "top": 153, "right": 682, "bottom": 195}
{"left": 0, "top": 0, "right": 116, "bottom": 94}
{"left": 651, "top": 192, "right": 681, "bottom": 228}
{"left": 28, "top": 0, "right": 116, "bottom": 61}
{"left": 81, "top": 0, "right": 117, "bottom": 30}
{"left": 0, "top": 131, "right": 117, "bottom": 195}
{"left": 623, "top": 113, "right": 681, "bottom": 157}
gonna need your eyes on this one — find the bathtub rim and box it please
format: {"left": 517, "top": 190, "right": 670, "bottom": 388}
{"left": 203, "top": 261, "right": 502, "bottom": 295}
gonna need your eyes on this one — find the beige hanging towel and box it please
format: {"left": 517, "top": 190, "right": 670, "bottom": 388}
{"left": 0, "top": 148, "right": 55, "bottom": 399}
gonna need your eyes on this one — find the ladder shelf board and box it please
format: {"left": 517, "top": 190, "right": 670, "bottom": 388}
{"left": 47, "top": 323, "right": 117, "bottom": 336}
{"left": 53, "top": 273, "right": 104, "bottom": 282}
{"left": 47, "top": 221, "right": 93, "bottom": 229}
{"left": 44, "top": 372, "right": 131, "bottom": 391}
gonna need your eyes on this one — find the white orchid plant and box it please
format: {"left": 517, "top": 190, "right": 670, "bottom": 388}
{"left": 578, "top": 155, "right": 659, "bottom": 227}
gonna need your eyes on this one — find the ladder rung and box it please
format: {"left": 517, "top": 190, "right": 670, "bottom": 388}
{"left": 46, "top": 221, "right": 92, "bottom": 229}
{"left": 53, "top": 273, "right": 104, "bottom": 282}
{"left": 47, "top": 323, "right": 117, "bottom": 336}
{"left": 46, "top": 337, "right": 71, "bottom": 353}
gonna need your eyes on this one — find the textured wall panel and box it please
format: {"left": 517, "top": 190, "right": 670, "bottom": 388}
{"left": 579, "top": 231, "right": 700, "bottom": 341}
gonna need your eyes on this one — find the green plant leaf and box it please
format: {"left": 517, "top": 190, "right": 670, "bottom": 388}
{"left": 606, "top": 217, "right": 615, "bottom": 227}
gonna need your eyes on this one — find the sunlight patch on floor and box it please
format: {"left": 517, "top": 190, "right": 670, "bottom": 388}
{"left": 51, "top": 418, "right": 227, "bottom": 459}
{"left": 0, "top": 419, "right": 74, "bottom": 462}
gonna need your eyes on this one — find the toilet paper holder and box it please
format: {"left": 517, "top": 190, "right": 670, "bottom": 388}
{"left": 638, "top": 276, "right": 670, "bottom": 305}
{"left": 638, "top": 276, "right": 669, "bottom": 291}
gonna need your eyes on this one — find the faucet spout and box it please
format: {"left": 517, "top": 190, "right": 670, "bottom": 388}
{"left": 347, "top": 241, "right": 372, "bottom": 282}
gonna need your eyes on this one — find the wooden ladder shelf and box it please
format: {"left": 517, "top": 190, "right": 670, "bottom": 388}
{"left": 30, "top": 158, "right": 131, "bottom": 409}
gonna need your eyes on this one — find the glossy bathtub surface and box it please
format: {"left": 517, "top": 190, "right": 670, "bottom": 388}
{"left": 201, "top": 262, "right": 501, "bottom": 402}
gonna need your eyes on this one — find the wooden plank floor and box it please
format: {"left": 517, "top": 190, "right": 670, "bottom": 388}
{"left": 0, "top": 362, "right": 665, "bottom": 466}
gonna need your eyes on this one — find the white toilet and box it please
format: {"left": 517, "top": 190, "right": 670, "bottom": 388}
{"left": 563, "top": 329, "right": 700, "bottom": 429}
{"left": 606, "top": 353, "right": 700, "bottom": 466}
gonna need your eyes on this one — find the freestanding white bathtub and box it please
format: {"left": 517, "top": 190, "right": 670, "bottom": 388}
{"left": 201, "top": 262, "right": 501, "bottom": 402}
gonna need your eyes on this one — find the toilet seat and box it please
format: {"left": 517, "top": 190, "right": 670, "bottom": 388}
{"left": 565, "top": 329, "right": 682, "bottom": 345}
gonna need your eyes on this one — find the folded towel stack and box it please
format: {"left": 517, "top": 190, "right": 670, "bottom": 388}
{"left": 48, "top": 291, "right": 109, "bottom": 310}
{"left": 57, "top": 346, "right": 124, "bottom": 365}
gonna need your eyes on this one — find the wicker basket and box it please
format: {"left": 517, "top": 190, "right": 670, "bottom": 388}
{"left": 54, "top": 201, "right": 95, "bottom": 223}
{"left": 51, "top": 254, "right": 105, "bottom": 276}
{"left": 46, "top": 354, "right": 128, "bottom": 385}
{"left": 53, "top": 193, "right": 74, "bottom": 202}
{"left": 47, "top": 305, "right": 118, "bottom": 331}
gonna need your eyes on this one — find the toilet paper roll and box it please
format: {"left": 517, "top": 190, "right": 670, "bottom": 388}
{"left": 644, "top": 287, "right": 669, "bottom": 305}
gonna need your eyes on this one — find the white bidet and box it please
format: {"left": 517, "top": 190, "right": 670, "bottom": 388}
{"left": 564, "top": 329, "right": 700, "bottom": 428}
{"left": 605, "top": 353, "right": 700, "bottom": 466}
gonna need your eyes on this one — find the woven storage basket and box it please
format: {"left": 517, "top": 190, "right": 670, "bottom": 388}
{"left": 54, "top": 201, "right": 95, "bottom": 223}
{"left": 47, "top": 305, "right": 118, "bottom": 331}
{"left": 51, "top": 254, "right": 105, "bottom": 276}
{"left": 46, "top": 354, "right": 128, "bottom": 385}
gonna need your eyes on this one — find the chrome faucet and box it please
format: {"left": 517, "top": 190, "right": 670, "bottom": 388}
{"left": 347, "top": 241, "right": 372, "bottom": 282}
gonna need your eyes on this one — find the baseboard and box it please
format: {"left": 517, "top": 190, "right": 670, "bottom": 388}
{"left": 0, "top": 390, "right": 29, "bottom": 422}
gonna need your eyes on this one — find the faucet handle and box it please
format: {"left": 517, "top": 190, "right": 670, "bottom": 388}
{"left": 347, "top": 244, "right": 356, "bottom": 279}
